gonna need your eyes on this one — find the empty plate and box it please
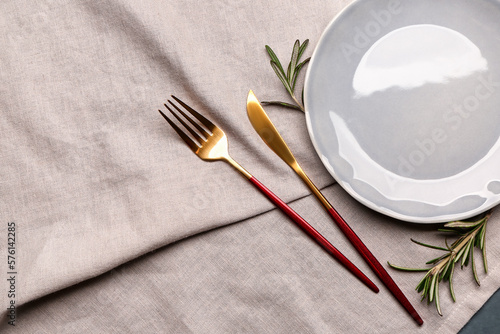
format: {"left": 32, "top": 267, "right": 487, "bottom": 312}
{"left": 304, "top": 0, "right": 500, "bottom": 222}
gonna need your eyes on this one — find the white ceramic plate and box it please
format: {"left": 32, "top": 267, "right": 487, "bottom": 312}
{"left": 304, "top": 0, "right": 500, "bottom": 223}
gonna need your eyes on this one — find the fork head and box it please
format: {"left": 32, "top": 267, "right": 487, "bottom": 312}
{"left": 159, "top": 96, "right": 230, "bottom": 162}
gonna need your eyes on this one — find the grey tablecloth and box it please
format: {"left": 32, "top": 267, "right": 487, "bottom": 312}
{"left": 1, "top": 0, "right": 500, "bottom": 333}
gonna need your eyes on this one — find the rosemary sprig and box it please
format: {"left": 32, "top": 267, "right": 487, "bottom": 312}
{"left": 388, "top": 211, "right": 491, "bottom": 316}
{"left": 263, "top": 39, "right": 310, "bottom": 112}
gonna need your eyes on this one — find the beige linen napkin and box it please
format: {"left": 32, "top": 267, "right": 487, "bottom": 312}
{"left": 1, "top": 0, "right": 499, "bottom": 333}
{"left": 2, "top": 187, "right": 500, "bottom": 333}
{"left": 0, "top": 0, "right": 347, "bottom": 316}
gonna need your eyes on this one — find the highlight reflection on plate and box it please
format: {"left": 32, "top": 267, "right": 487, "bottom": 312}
{"left": 353, "top": 25, "right": 488, "bottom": 97}
{"left": 304, "top": 0, "right": 500, "bottom": 223}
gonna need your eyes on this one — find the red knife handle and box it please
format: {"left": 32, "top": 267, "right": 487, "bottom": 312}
{"left": 327, "top": 207, "right": 423, "bottom": 325}
{"left": 248, "top": 176, "right": 378, "bottom": 293}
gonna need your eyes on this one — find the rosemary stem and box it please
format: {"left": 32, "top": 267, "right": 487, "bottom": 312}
{"left": 291, "top": 94, "right": 304, "bottom": 111}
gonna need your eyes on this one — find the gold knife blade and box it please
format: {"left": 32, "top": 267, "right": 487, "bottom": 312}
{"left": 246, "top": 90, "right": 300, "bottom": 169}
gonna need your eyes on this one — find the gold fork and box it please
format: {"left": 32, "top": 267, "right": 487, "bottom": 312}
{"left": 158, "top": 95, "right": 378, "bottom": 292}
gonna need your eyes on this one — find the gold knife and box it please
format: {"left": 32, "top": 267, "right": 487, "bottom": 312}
{"left": 246, "top": 90, "right": 423, "bottom": 326}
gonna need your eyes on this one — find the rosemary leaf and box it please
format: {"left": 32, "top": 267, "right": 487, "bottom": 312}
{"left": 265, "top": 45, "right": 286, "bottom": 77}
{"left": 263, "top": 39, "right": 310, "bottom": 112}
{"left": 416, "top": 272, "right": 429, "bottom": 292}
{"left": 461, "top": 239, "right": 473, "bottom": 267}
{"left": 297, "top": 39, "right": 309, "bottom": 61}
{"left": 483, "top": 240, "right": 488, "bottom": 273}
{"left": 411, "top": 238, "right": 449, "bottom": 251}
{"left": 445, "top": 221, "right": 482, "bottom": 228}
{"left": 435, "top": 279, "right": 442, "bottom": 316}
{"left": 450, "top": 260, "right": 456, "bottom": 302}
{"left": 429, "top": 274, "right": 437, "bottom": 303}
{"left": 455, "top": 245, "right": 467, "bottom": 263}
{"left": 440, "top": 256, "right": 452, "bottom": 281}
{"left": 438, "top": 229, "right": 464, "bottom": 235}
{"left": 288, "top": 40, "right": 300, "bottom": 81}
{"left": 261, "top": 101, "right": 303, "bottom": 111}
{"left": 291, "top": 58, "right": 310, "bottom": 91}
{"left": 270, "top": 61, "right": 293, "bottom": 96}
{"left": 471, "top": 244, "right": 480, "bottom": 285}
{"left": 479, "top": 223, "right": 486, "bottom": 249}
{"left": 421, "top": 276, "right": 430, "bottom": 301}
{"left": 390, "top": 210, "right": 491, "bottom": 315}
{"left": 387, "top": 262, "right": 428, "bottom": 272}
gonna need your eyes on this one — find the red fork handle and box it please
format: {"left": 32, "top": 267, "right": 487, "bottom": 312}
{"left": 327, "top": 207, "right": 423, "bottom": 325}
{"left": 248, "top": 176, "right": 378, "bottom": 293}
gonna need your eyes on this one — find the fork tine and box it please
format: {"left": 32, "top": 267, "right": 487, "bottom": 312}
{"left": 171, "top": 95, "right": 216, "bottom": 132}
{"left": 164, "top": 103, "right": 205, "bottom": 143}
{"left": 158, "top": 110, "right": 199, "bottom": 153}
{"left": 167, "top": 99, "right": 211, "bottom": 138}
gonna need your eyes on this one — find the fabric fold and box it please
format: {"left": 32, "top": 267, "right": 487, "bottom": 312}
{"left": 0, "top": 0, "right": 343, "bottom": 313}
{"left": 2, "top": 184, "right": 499, "bottom": 333}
